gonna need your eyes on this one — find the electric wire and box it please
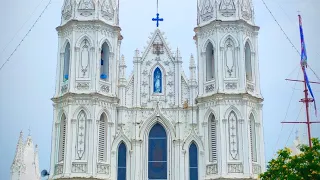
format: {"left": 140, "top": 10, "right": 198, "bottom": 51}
{"left": 260, "top": 0, "right": 300, "bottom": 56}
{"left": 0, "top": 0, "right": 46, "bottom": 58}
{"left": 0, "top": 0, "right": 52, "bottom": 72}
{"left": 272, "top": 70, "right": 300, "bottom": 156}
{"left": 285, "top": 104, "right": 303, "bottom": 146}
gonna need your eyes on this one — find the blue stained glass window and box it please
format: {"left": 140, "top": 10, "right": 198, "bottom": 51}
{"left": 153, "top": 67, "right": 162, "bottom": 93}
{"left": 117, "top": 142, "right": 126, "bottom": 180}
{"left": 189, "top": 142, "right": 198, "bottom": 180}
{"left": 148, "top": 123, "right": 167, "bottom": 179}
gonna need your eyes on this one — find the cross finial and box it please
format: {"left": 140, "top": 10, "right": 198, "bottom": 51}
{"left": 152, "top": 0, "right": 163, "bottom": 27}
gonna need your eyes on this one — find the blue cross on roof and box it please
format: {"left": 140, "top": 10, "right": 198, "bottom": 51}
{"left": 152, "top": 13, "right": 163, "bottom": 27}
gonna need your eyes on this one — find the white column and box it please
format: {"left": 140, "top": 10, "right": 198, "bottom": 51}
{"left": 132, "top": 139, "right": 142, "bottom": 180}
{"left": 221, "top": 118, "right": 228, "bottom": 176}
{"left": 65, "top": 106, "right": 73, "bottom": 174}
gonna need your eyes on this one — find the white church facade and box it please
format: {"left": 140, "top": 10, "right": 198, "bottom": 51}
{"left": 48, "top": 0, "right": 266, "bottom": 179}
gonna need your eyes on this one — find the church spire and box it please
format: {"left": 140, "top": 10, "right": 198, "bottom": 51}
{"left": 11, "top": 131, "right": 25, "bottom": 170}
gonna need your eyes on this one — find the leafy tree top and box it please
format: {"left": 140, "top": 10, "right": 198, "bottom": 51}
{"left": 259, "top": 138, "right": 320, "bottom": 180}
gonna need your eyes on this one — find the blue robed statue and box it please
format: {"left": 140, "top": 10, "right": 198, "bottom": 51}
{"left": 154, "top": 67, "right": 162, "bottom": 93}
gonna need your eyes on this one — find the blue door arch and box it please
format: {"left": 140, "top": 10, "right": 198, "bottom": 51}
{"left": 189, "top": 142, "right": 198, "bottom": 180}
{"left": 148, "top": 123, "right": 167, "bottom": 179}
{"left": 117, "top": 142, "right": 126, "bottom": 180}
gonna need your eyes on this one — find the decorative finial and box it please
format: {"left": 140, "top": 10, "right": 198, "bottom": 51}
{"left": 152, "top": 0, "right": 163, "bottom": 27}
{"left": 28, "top": 126, "right": 31, "bottom": 136}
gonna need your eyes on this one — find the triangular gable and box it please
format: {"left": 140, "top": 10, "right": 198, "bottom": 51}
{"left": 140, "top": 29, "right": 174, "bottom": 62}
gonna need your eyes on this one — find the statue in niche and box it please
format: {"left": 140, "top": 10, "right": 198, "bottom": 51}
{"left": 154, "top": 67, "right": 162, "bottom": 93}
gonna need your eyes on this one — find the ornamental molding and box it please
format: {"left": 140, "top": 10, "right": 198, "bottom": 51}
{"left": 76, "top": 82, "right": 90, "bottom": 90}
{"left": 54, "top": 163, "right": 63, "bottom": 175}
{"left": 206, "top": 164, "right": 218, "bottom": 175}
{"left": 252, "top": 164, "right": 261, "bottom": 174}
{"left": 71, "top": 162, "right": 87, "bottom": 173}
{"left": 228, "top": 163, "right": 243, "bottom": 173}
{"left": 97, "top": 163, "right": 110, "bottom": 174}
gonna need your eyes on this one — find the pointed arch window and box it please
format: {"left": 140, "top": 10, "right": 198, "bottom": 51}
{"left": 245, "top": 42, "right": 252, "bottom": 81}
{"left": 249, "top": 114, "right": 257, "bottom": 162}
{"left": 98, "top": 113, "right": 107, "bottom": 162}
{"left": 63, "top": 42, "right": 70, "bottom": 81}
{"left": 148, "top": 123, "right": 167, "bottom": 179}
{"left": 100, "top": 42, "right": 110, "bottom": 80}
{"left": 189, "top": 142, "right": 198, "bottom": 180}
{"left": 117, "top": 142, "right": 127, "bottom": 180}
{"left": 58, "top": 114, "right": 67, "bottom": 162}
{"left": 209, "top": 114, "right": 217, "bottom": 162}
{"left": 206, "top": 42, "right": 214, "bottom": 81}
{"left": 153, "top": 67, "right": 162, "bottom": 93}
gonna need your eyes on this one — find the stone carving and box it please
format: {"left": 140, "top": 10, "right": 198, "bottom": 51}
{"left": 219, "top": 0, "right": 236, "bottom": 17}
{"left": 72, "top": 162, "right": 87, "bottom": 173}
{"left": 100, "top": 84, "right": 110, "bottom": 93}
{"left": 224, "top": 39, "right": 236, "bottom": 78}
{"left": 142, "top": 81, "right": 148, "bottom": 87}
{"left": 247, "top": 83, "right": 254, "bottom": 92}
{"left": 61, "top": 84, "right": 68, "bottom": 94}
{"left": 164, "top": 60, "right": 170, "bottom": 66}
{"left": 97, "top": 163, "right": 110, "bottom": 174}
{"left": 78, "top": 0, "right": 95, "bottom": 17}
{"left": 241, "top": 0, "right": 252, "bottom": 20}
{"left": 205, "top": 84, "right": 215, "bottom": 93}
{"left": 76, "top": 111, "right": 86, "bottom": 160}
{"left": 101, "top": 0, "right": 114, "bottom": 20}
{"left": 181, "top": 78, "right": 190, "bottom": 104}
{"left": 167, "top": 81, "right": 174, "bottom": 87}
{"left": 168, "top": 92, "right": 174, "bottom": 98}
{"left": 228, "top": 163, "right": 243, "bottom": 173}
{"left": 253, "top": 164, "right": 261, "bottom": 174}
{"left": 201, "top": 0, "right": 214, "bottom": 22}
{"left": 167, "top": 70, "right": 174, "bottom": 76}
{"left": 77, "top": 82, "right": 89, "bottom": 90}
{"left": 54, "top": 164, "right": 63, "bottom": 175}
{"left": 80, "top": 40, "right": 89, "bottom": 77}
{"left": 141, "top": 92, "right": 147, "bottom": 98}
{"left": 142, "top": 70, "right": 148, "bottom": 75}
{"left": 206, "top": 164, "right": 218, "bottom": 175}
{"left": 225, "top": 82, "right": 237, "bottom": 89}
{"left": 62, "top": 0, "right": 72, "bottom": 20}
{"left": 146, "top": 60, "right": 152, "bottom": 66}
{"left": 228, "top": 111, "right": 239, "bottom": 160}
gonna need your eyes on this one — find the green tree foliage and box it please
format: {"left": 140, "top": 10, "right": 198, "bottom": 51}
{"left": 259, "top": 138, "right": 320, "bottom": 180}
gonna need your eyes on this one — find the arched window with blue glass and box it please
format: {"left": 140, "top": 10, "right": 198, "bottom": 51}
{"left": 153, "top": 67, "right": 162, "bottom": 93}
{"left": 148, "top": 123, "right": 167, "bottom": 179}
{"left": 117, "top": 142, "right": 126, "bottom": 180}
{"left": 63, "top": 42, "right": 70, "bottom": 81}
{"left": 189, "top": 142, "right": 198, "bottom": 180}
{"left": 100, "top": 42, "right": 109, "bottom": 80}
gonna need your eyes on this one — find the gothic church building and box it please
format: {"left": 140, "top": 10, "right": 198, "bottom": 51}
{"left": 49, "top": 0, "right": 266, "bottom": 179}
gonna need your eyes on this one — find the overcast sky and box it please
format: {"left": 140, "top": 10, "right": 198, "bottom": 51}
{"left": 0, "top": 0, "right": 319, "bottom": 179}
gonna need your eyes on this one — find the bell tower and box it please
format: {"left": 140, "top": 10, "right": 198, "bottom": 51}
{"left": 49, "top": 0, "right": 122, "bottom": 179}
{"left": 194, "top": 0, "right": 265, "bottom": 179}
